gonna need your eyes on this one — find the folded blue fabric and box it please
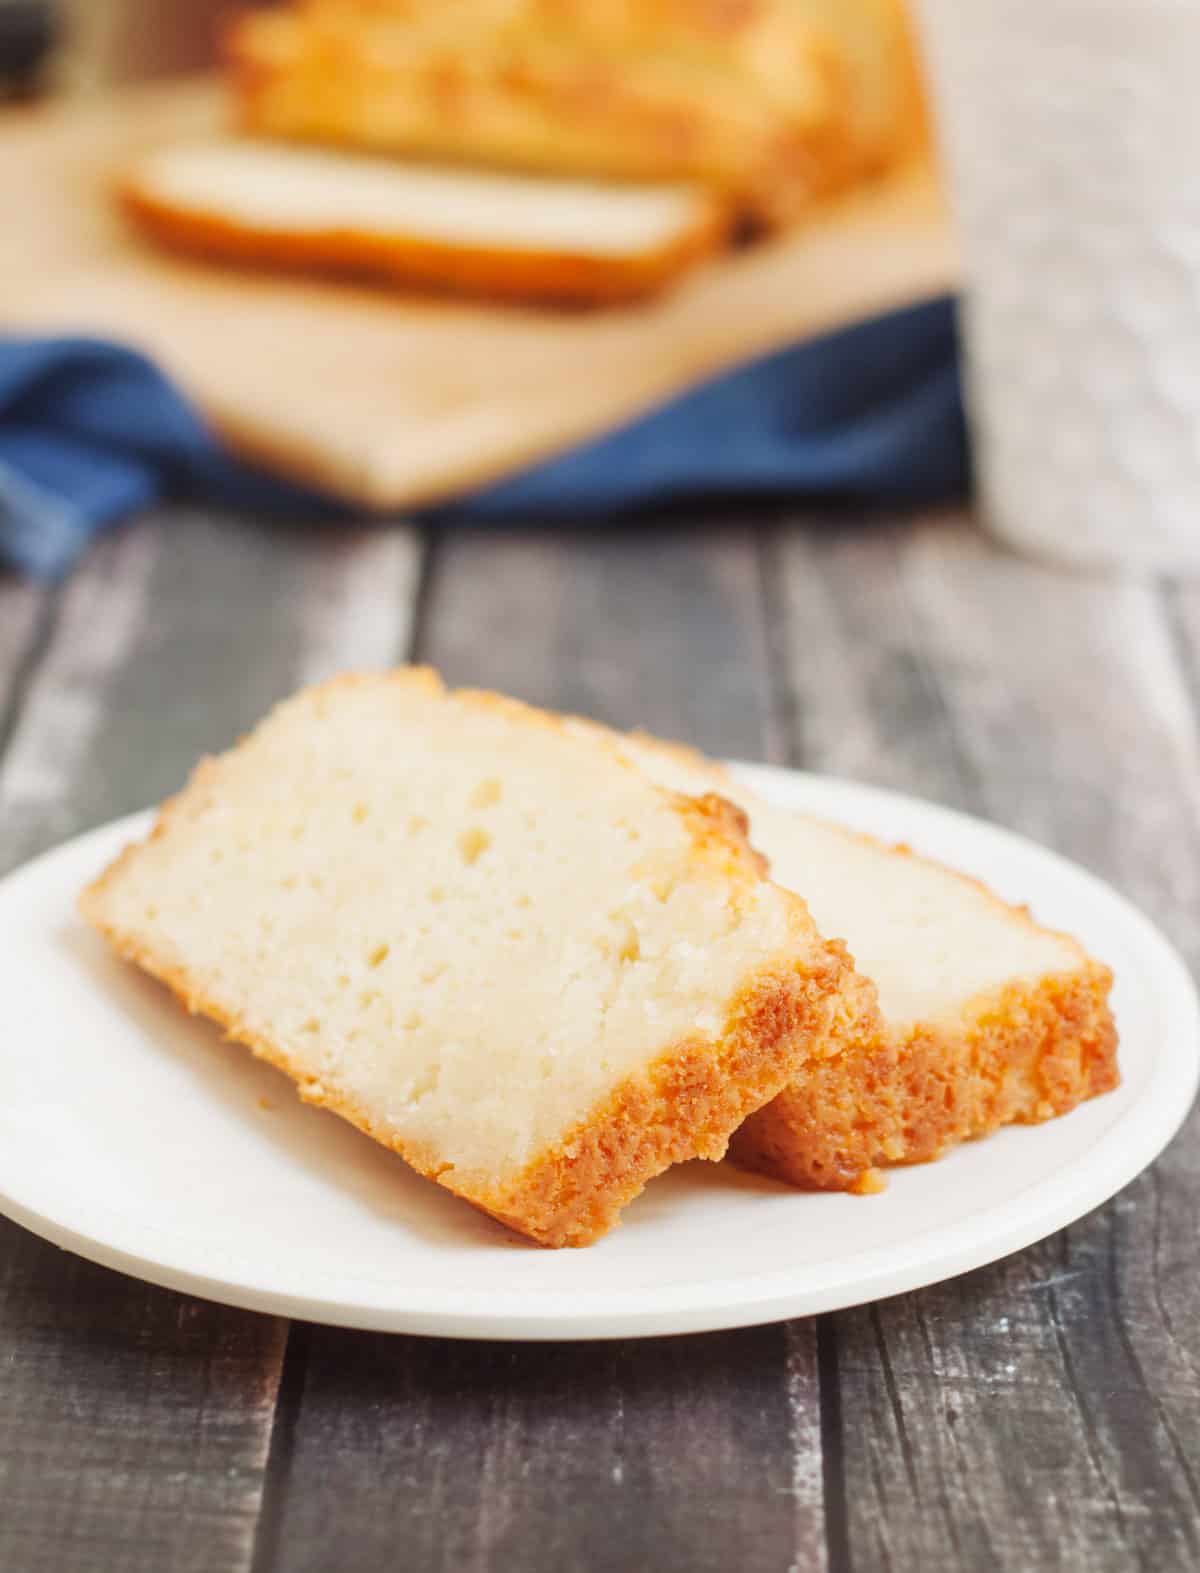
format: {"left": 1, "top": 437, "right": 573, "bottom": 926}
{"left": 0, "top": 297, "right": 966, "bottom": 578}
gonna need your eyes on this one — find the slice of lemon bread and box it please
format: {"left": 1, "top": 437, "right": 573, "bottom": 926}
{"left": 121, "top": 141, "right": 731, "bottom": 307}
{"left": 80, "top": 670, "right": 875, "bottom": 1245}
{"left": 613, "top": 732, "right": 1119, "bottom": 1191}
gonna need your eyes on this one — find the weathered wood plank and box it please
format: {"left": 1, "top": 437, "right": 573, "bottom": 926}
{"left": 0, "top": 578, "right": 48, "bottom": 668}
{"left": 772, "top": 511, "right": 1200, "bottom": 1572}
{"left": 422, "top": 525, "right": 782, "bottom": 761}
{"left": 261, "top": 522, "right": 827, "bottom": 1573}
{"left": 2, "top": 513, "right": 421, "bottom": 865}
{"left": 0, "top": 574, "right": 54, "bottom": 756}
{"left": 261, "top": 1328, "right": 809, "bottom": 1573}
{"left": 0, "top": 1248, "right": 286, "bottom": 1573}
{"left": 0, "top": 513, "right": 420, "bottom": 1573}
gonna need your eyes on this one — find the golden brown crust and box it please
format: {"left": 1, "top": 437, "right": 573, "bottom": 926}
{"left": 672, "top": 791, "right": 770, "bottom": 884}
{"left": 225, "top": 5, "right": 852, "bottom": 228}
{"left": 77, "top": 901, "right": 870, "bottom": 1244}
{"left": 607, "top": 726, "right": 1121, "bottom": 1189}
{"left": 479, "top": 940, "right": 871, "bottom": 1245}
{"left": 286, "top": 0, "right": 927, "bottom": 190}
{"left": 885, "top": 0, "right": 932, "bottom": 161}
{"left": 80, "top": 666, "right": 878, "bottom": 1246}
{"left": 730, "top": 963, "right": 1119, "bottom": 1190}
{"left": 119, "top": 167, "right": 732, "bottom": 307}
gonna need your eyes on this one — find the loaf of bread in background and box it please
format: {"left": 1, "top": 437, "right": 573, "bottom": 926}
{"left": 227, "top": 0, "right": 921, "bottom": 227}
{"left": 80, "top": 670, "right": 879, "bottom": 1246}
{"left": 288, "top": 1, "right": 927, "bottom": 182}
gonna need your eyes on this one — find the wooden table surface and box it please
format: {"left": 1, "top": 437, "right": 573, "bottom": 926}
{"left": 1, "top": 505, "right": 1198, "bottom": 1572}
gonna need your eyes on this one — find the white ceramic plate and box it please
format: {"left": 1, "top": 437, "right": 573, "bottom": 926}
{"left": 1, "top": 765, "right": 1196, "bottom": 1340}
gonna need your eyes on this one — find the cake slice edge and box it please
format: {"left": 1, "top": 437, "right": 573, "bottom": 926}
{"left": 730, "top": 916, "right": 1117, "bottom": 1192}
{"left": 591, "top": 726, "right": 1120, "bottom": 1192}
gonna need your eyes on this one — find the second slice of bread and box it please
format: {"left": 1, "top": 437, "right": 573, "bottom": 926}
{"left": 80, "top": 671, "right": 877, "bottom": 1245}
{"left": 610, "top": 732, "right": 1120, "bottom": 1190}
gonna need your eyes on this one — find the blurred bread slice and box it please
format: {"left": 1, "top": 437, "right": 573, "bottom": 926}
{"left": 602, "top": 730, "right": 1119, "bottom": 1191}
{"left": 79, "top": 670, "right": 878, "bottom": 1247}
{"left": 226, "top": 4, "right": 849, "bottom": 227}
{"left": 121, "top": 139, "right": 731, "bottom": 304}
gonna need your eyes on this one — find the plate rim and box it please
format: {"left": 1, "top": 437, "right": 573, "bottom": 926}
{"left": 1, "top": 765, "right": 1196, "bottom": 1340}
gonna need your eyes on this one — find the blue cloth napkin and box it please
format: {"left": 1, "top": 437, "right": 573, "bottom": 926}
{"left": 0, "top": 297, "right": 966, "bottom": 579}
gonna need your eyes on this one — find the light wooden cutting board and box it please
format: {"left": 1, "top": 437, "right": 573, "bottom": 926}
{"left": 0, "top": 78, "right": 961, "bottom": 510}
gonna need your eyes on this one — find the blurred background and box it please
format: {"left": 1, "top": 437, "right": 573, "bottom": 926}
{"left": 0, "top": 0, "right": 968, "bottom": 582}
{"left": 4, "top": 0, "right": 229, "bottom": 92}
{"left": 0, "top": 0, "right": 1196, "bottom": 575}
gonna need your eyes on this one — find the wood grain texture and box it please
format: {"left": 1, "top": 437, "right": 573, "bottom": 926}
{"left": 770, "top": 511, "right": 1200, "bottom": 1572}
{"left": 2, "top": 515, "right": 420, "bottom": 866}
{"left": 259, "top": 1328, "right": 813, "bottom": 1573}
{"left": 0, "top": 575, "right": 52, "bottom": 759}
{"left": 0, "top": 514, "right": 419, "bottom": 1573}
{"left": 419, "top": 524, "right": 781, "bottom": 761}
{"left": 0, "top": 578, "right": 48, "bottom": 676}
{"left": 0, "top": 1248, "right": 286, "bottom": 1573}
{"left": 259, "top": 520, "right": 828, "bottom": 1573}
